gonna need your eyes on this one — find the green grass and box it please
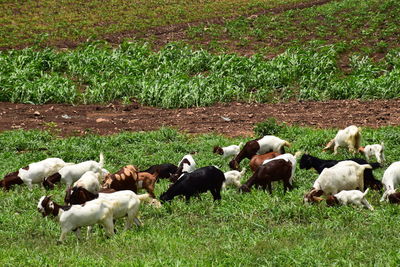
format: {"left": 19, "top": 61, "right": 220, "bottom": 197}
{"left": 186, "top": 0, "right": 400, "bottom": 57}
{"left": 1, "top": 41, "right": 400, "bottom": 106}
{"left": 0, "top": 0, "right": 311, "bottom": 49}
{"left": 1, "top": 125, "right": 400, "bottom": 265}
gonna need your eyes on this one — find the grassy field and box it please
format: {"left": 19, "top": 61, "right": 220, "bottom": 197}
{"left": 0, "top": 0, "right": 310, "bottom": 49}
{"left": 186, "top": 0, "right": 400, "bottom": 56}
{"left": 1, "top": 125, "right": 400, "bottom": 265}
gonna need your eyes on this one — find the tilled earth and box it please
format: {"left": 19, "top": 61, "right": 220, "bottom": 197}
{"left": 0, "top": 99, "right": 399, "bottom": 137}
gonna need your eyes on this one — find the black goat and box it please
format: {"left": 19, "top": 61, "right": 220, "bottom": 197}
{"left": 160, "top": 166, "right": 225, "bottom": 202}
{"left": 299, "top": 154, "right": 382, "bottom": 190}
{"left": 142, "top": 163, "right": 178, "bottom": 180}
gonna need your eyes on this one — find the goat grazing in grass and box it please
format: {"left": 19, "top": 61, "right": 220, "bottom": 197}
{"left": 229, "top": 136, "right": 290, "bottom": 170}
{"left": 160, "top": 166, "right": 225, "bottom": 202}
{"left": 240, "top": 155, "right": 295, "bottom": 194}
{"left": 102, "top": 165, "right": 158, "bottom": 198}
{"left": 359, "top": 143, "right": 385, "bottom": 164}
{"left": 380, "top": 162, "right": 400, "bottom": 202}
{"left": 170, "top": 154, "right": 196, "bottom": 182}
{"left": 299, "top": 153, "right": 382, "bottom": 191}
{"left": 249, "top": 152, "right": 281, "bottom": 172}
{"left": 38, "top": 195, "right": 115, "bottom": 243}
{"left": 43, "top": 153, "right": 105, "bottom": 189}
{"left": 213, "top": 143, "right": 243, "bottom": 158}
{"left": 0, "top": 167, "right": 27, "bottom": 190}
{"left": 304, "top": 161, "right": 371, "bottom": 203}
{"left": 323, "top": 125, "right": 361, "bottom": 154}
{"left": 17, "top": 158, "right": 68, "bottom": 189}
{"left": 222, "top": 168, "right": 246, "bottom": 189}
{"left": 141, "top": 163, "right": 178, "bottom": 180}
{"left": 326, "top": 188, "right": 374, "bottom": 210}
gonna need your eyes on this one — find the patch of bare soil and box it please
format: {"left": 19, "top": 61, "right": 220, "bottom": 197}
{"left": 0, "top": 99, "right": 398, "bottom": 137}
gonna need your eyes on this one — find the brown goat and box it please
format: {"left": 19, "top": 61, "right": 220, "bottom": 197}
{"left": 249, "top": 152, "right": 281, "bottom": 172}
{"left": 102, "top": 165, "right": 138, "bottom": 192}
{"left": 102, "top": 165, "right": 157, "bottom": 198}
{"left": 136, "top": 171, "right": 158, "bottom": 198}
{"left": 240, "top": 159, "right": 293, "bottom": 194}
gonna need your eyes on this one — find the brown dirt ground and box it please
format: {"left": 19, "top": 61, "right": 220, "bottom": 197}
{"left": 0, "top": 99, "right": 398, "bottom": 137}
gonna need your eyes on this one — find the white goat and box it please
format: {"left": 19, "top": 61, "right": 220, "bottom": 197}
{"left": 304, "top": 161, "right": 371, "bottom": 203}
{"left": 95, "top": 191, "right": 153, "bottom": 229}
{"left": 323, "top": 125, "right": 361, "bottom": 154}
{"left": 380, "top": 161, "right": 400, "bottom": 202}
{"left": 213, "top": 143, "right": 243, "bottom": 158}
{"left": 18, "top": 158, "right": 67, "bottom": 189}
{"left": 257, "top": 135, "right": 291, "bottom": 154}
{"left": 59, "top": 153, "right": 105, "bottom": 187}
{"left": 222, "top": 168, "right": 246, "bottom": 189}
{"left": 327, "top": 188, "right": 374, "bottom": 210}
{"left": 37, "top": 196, "right": 115, "bottom": 243}
{"left": 359, "top": 143, "right": 385, "bottom": 164}
{"left": 72, "top": 171, "right": 101, "bottom": 194}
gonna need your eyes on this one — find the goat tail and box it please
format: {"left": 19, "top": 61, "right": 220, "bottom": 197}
{"left": 363, "top": 188, "right": 370, "bottom": 197}
{"left": 99, "top": 152, "right": 105, "bottom": 168}
{"left": 369, "top": 162, "right": 381, "bottom": 169}
{"left": 240, "top": 168, "right": 246, "bottom": 176}
{"left": 238, "top": 142, "right": 243, "bottom": 148}
{"left": 361, "top": 164, "right": 372, "bottom": 170}
{"left": 284, "top": 141, "right": 291, "bottom": 147}
{"left": 381, "top": 142, "right": 385, "bottom": 151}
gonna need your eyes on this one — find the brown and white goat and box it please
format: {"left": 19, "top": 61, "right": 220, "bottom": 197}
{"left": 229, "top": 135, "right": 290, "bottom": 170}
{"left": 249, "top": 152, "right": 281, "bottom": 172}
{"left": 240, "top": 159, "right": 293, "bottom": 194}
{"left": 213, "top": 143, "right": 242, "bottom": 158}
{"left": 0, "top": 167, "right": 27, "bottom": 190}
{"left": 102, "top": 165, "right": 157, "bottom": 198}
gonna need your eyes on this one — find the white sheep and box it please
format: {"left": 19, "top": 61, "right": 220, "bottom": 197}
{"left": 59, "top": 153, "right": 105, "bottom": 187}
{"left": 304, "top": 161, "right": 371, "bottom": 203}
{"left": 37, "top": 195, "right": 115, "bottom": 243}
{"left": 380, "top": 161, "right": 400, "bottom": 202}
{"left": 222, "top": 168, "right": 246, "bottom": 189}
{"left": 323, "top": 125, "right": 361, "bottom": 154}
{"left": 72, "top": 171, "right": 101, "bottom": 194}
{"left": 18, "top": 158, "right": 68, "bottom": 189}
{"left": 326, "top": 188, "right": 374, "bottom": 210}
{"left": 359, "top": 143, "right": 385, "bottom": 164}
{"left": 213, "top": 143, "right": 243, "bottom": 158}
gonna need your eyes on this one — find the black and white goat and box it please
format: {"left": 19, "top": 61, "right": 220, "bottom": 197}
{"left": 299, "top": 154, "right": 382, "bottom": 190}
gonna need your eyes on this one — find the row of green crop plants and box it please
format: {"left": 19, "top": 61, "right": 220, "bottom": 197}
{"left": 1, "top": 41, "right": 399, "bottom": 107}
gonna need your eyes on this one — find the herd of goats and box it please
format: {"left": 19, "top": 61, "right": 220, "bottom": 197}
{"left": 1, "top": 125, "right": 400, "bottom": 243}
